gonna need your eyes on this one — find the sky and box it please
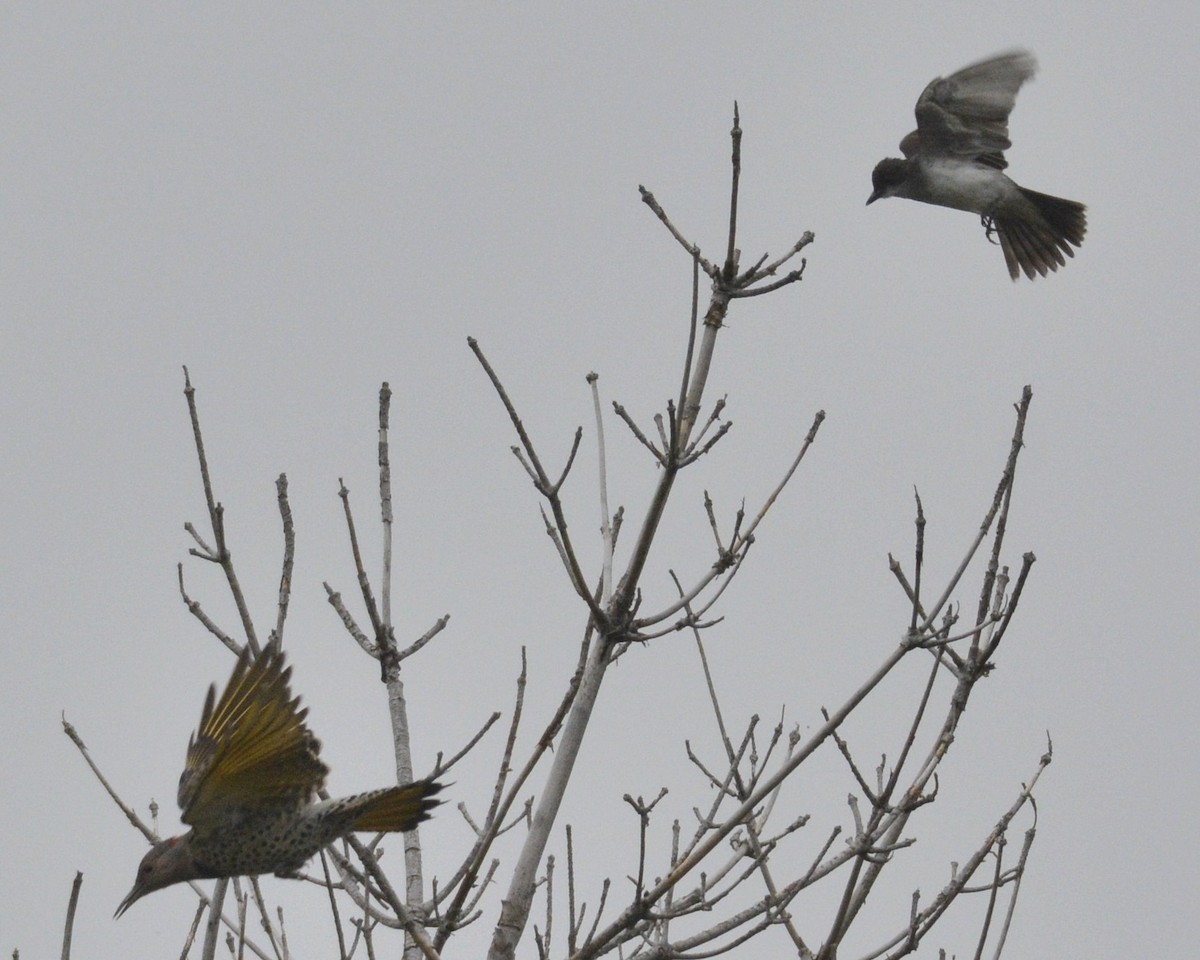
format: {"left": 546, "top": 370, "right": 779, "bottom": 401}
{"left": 3, "top": 2, "right": 1197, "bottom": 958}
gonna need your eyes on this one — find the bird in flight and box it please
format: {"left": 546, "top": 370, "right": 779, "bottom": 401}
{"left": 866, "top": 50, "right": 1086, "bottom": 280}
{"left": 116, "top": 644, "right": 443, "bottom": 916}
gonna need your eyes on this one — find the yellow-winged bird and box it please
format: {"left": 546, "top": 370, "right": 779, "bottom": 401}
{"left": 116, "top": 645, "right": 443, "bottom": 916}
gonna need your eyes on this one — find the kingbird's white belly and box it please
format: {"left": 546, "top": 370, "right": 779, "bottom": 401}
{"left": 920, "top": 160, "right": 1013, "bottom": 214}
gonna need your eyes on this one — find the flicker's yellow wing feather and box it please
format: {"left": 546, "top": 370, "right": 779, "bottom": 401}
{"left": 178, "top": 645, "right": 329, "bottom": 829}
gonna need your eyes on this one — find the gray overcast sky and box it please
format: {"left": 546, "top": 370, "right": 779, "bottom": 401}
{"left": 3, "top": 3, "right": 1196, "bottom": 958}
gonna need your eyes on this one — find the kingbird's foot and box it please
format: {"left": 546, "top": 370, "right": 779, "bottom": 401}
{"left": 981, "top": 215, "right": 1000, "bottom": 245}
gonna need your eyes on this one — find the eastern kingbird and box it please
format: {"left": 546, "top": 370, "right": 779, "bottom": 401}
{"left": 866, "top": 50, "right": 1086, "bottom": 281}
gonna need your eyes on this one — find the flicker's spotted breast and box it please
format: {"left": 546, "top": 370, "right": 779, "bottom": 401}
{"left": 117, "top": 645, "right": 443, "bottom": 916}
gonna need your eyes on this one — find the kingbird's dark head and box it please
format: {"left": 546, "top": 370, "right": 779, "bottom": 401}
{"left": 866, "top": 158, "right": 909, "bottom": 205}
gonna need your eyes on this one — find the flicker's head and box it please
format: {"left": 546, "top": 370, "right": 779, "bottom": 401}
{"left": 115, "top": 835, "right": 199, "bottom": 917}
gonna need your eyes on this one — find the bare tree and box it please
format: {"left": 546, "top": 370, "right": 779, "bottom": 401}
{"left": 66, "top": 107, "right": 1049, "bottom": 960}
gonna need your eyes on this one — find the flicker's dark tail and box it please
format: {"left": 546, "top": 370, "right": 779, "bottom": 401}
{"left": 997, "top": 187, "right": 1087, "bottom": 280}
{"left": 351, "top": 778, "right": 445, "bottom": 832}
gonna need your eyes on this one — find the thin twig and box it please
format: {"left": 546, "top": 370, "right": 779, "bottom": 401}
{"left": 181, "top": 367, "right": 259, "bottom": 655}
{"left": 468, "top": 337, "right": 606, "bottom": 624}
{"left": 433, "top": 710, "right": 502, "bottom": 778}
{"left": 272, "top": 474, "right": 295, "bottom": 644}
{"left": 59, "top": 872, "right": 83, "bottom": 960}
{"left": 920, "top": 387, "right": 1033, "bottom": 633}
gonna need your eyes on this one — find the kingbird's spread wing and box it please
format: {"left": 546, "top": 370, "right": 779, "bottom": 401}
{"left": 177, "top": 645, "right": 329, "bottom": 829}
{"left": 901, "top": 50, "right": 1037, "bottom": 170}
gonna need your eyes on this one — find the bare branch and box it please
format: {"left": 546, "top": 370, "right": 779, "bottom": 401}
{"left": 723, "top": 102, "right": 742, "bottom": 277}
{"left": 248, "top": 877, "right": 285, "bottom": 960}
{"left": 323, "top": 581, "right": 372, "bottom": 653}
{"left": 469, "top": 337, "right": 606, "bottom": 625}
{"left": 343, "top": 835, "right": 443, "bottom": 960}
{"left": 378, "top": 382, "right": 395, "bottom": 633}
{"left": 271, "top": 474, "right": 295, "bottom": 644}
{"left": 612, "top": 401, "right": 665, "bottom": 464}
{"left": 176, "top": 564, "right": 241, "bottom": 654}
{"left": 398, "top": 614, "right": 452, "bottom": 662}
{"left": 920, "top": 387, "right": 1033, "bottom": 634}
{"left": 588, "top": 374, "right": 616, "bottom": 604}
{"left": 336, "top": 480, "right": 383, "bottom": 640}
{"left": 181, "top": 368, "right": 260, "bottom": 655}
{"left": 725, "top": 261, "right": 809, "bottom": 297}
{"left": 199, "top": 877, "right": 226, "bottom": 960}
{"left": 59, "top": 871, "right": 82, "bottom": 960}
{"left": 638, "top": 185, "right": 718, "bottom": 278}
{"left": 178, "top": 900, "right": 207, "bottom": 960}
{"left": 433, "top": 710, "right": 502, "bottom": 779}
{"left": 635, "top": 408, "right": 824, "bottom": 629}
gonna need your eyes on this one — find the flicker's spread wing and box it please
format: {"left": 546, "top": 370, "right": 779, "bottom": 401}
{"left": 177, "top": 645, "right": 328, "bottom": 830}
{"left": 906, "top": 50, "right": 1036, "bottom": 170}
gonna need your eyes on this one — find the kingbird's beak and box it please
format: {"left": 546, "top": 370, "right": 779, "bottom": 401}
{"left": 866, "top": 191, "right": 880, "bottom": 206}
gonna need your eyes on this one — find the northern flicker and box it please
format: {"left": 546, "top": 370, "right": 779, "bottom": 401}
{"left": 116, "top": 644, "right": 443, "bottom": 917}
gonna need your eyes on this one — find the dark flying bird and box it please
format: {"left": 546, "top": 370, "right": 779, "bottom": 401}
{"left": 116, "top": 644, "right": 444, "bottom": 917}
{"left": 866, "top": 50, "right": 1086, "bottom": 280}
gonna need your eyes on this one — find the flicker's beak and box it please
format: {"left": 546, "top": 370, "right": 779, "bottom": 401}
{"left": 114, "top": 882, "right": 146, "bottom": 919}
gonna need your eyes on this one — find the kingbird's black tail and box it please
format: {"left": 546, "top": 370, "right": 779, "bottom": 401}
{"left": 1023, "top": 188, "right": 1087, "bottom": 248}
{"left": 997, "top": 188, "right": 1087, "bottom": 280}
